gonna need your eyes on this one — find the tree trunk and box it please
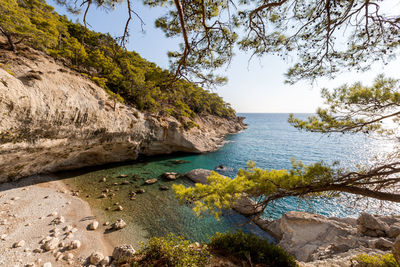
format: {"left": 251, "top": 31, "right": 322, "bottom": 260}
{"left": 313, "top": 184, "right": 400, "bottom": 203}
{"left": 0, "top": 25, "right": 16, "bottom": 52}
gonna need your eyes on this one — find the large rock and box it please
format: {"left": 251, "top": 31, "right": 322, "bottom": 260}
{"left": 357, "top": 212, "right": 389, "bottom": 237}
{"left": 112, "top": 244, "right": 136, "bottom": 264}
{"left": 0, "top": 46, "right": 246, "bottom": 182}
{"left": 389, "top": 223, "right": 400, "bottom": 238}
{"left": 266, "top": 211, "right": 357, "bottom": 262}
{"left": 394, "top": 235, "right": 400, "bottom": 265}
{"left": 369, "top": 237, "right": 393, "bottom": 251}
{"left": 184, "top": 169, "right": 212, "bottom": 184}
{"left": 232, "top": 196, "right": 263, "bottom": 216}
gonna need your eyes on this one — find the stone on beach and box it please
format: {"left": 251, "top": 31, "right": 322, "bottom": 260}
{"left": 89, "top": 251, "right": 104, "bottom": 265}
{"left": 112, "top": 244, "right": 136, "bottom": 264}
{"left": 68, "top": 240, "right": 81, "bottom": 250}
{"left": 88, "top": 220, "right": 99, "bottom": 230}
{"left": 13, "top": 240, "right": 25, "bottom": 248}
{"left": 51, "top": 216, "right": 65, "bottom": 225}
{"left": 43, "top": 238, "right": 59, "bottom": 251}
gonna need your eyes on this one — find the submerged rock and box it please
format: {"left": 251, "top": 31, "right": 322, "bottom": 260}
{"left": 214, "top": 164, "right": 228, "bottom": 171}
{"left": 159, "top": 185, "right": 169, "bottom": 191}
{"left": 184, "top": 169, "right": 212, "bottom": 184}
{"left": 161, "top": 172, "right": 179, "bottom": 180}
{"left": 113, "top": 219, "right": 127, "bottom": 230}
{"left": 144, "top": 178, "right": 158, "bottom": 185}
{"left": 136, "top": 189, "right": 145, "bottom": 194}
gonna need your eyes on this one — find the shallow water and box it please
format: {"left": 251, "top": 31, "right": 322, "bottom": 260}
{"left": 60, "top": 113, "right": 398, "bottom": 246}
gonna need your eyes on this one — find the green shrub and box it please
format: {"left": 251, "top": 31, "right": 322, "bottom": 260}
{"left": 0, "top": 0, "right": 237, "bottom": 119}
{"left": 353, "top": 253, "right": 398, "bottom": 267}
{"left": 183, "top": 120, "right": 200, "bottom": 131}
{"left": 209, "top": 231, "right": 297, "bottom": 267}
{"left": 134, "top": 233, "right": 210, "bottom": 267}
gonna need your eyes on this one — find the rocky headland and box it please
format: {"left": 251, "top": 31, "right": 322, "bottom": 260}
{"left": 0, "top": 45, "right": 246, "bottom": 183}
{"left": 255, "top": 211, "right": 400, "bottom": 266}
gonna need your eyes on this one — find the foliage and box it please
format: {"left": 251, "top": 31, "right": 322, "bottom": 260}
{"left": 288, "top": 75, "right": 400, "bottom": 135}
{"left": 174, "top": 159, "right": 340, "bottom": 218}
{"left": 57, "top": 0, "right": 400, "bottom": 85}
{"left": 353, "top": 253, "right": 398, "bottom": 267}
{"left": 133, "top": 233, "right": 210, "bottom": 267}
{"left": 174, "top": 76, "right": 400, "bottom": 219}
{"left": 133, "top": 232, "right": 296, "bottom": 267}
{"left": 209, "top": 231, "right": 297, "bottom": 266}
{"left": 0, "top": 0, "right": 236, "bottom": 122}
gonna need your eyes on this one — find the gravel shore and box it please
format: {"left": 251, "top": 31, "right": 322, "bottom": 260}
{"left": 0, "top": 175, "right": 113, "bottom": 267}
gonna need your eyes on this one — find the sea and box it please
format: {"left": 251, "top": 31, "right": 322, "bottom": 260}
{"left": 59, "top": 113, "right": 398, "bottom": 246}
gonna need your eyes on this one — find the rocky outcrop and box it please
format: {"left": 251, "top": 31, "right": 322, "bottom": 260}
{"left": 256, "top": 211, "right": 400, "bottom": 264}
{"left": 184, "top": 169, "right": 213, "bottom": 184}
{"left": 0, "top": 47, "right": 245, "bottom": 182}
{"left": 112, "top": 244, "right": 136, "bottom": 265}
{"left": 393, "top": 235, "right": 400, "bottom": 264}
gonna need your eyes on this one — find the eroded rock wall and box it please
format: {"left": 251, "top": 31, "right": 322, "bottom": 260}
{"left": 0, "top": 47, "right": 245, "bottom": 182}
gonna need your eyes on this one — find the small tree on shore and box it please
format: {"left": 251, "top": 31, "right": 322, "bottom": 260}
{"left": 174, "top": 74, "right": 400, "bottom": 218}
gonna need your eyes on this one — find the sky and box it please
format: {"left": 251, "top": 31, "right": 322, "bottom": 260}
{"left": 48, "top": 0, "right": 400, "bottom": 113}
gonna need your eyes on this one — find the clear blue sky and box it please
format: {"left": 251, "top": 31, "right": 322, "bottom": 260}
{"left": 49, "top": 0, "right": 400, "bottom": 113}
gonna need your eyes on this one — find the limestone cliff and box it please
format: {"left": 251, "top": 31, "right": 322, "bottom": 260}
{"left": 0, "top": 46, "right": 245, "bottom": 182}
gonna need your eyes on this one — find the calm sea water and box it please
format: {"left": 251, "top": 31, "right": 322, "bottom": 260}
{"left": 61, "top": 113, "right": 397, "bottom": 245}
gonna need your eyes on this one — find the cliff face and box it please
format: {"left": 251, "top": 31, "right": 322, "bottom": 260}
{"left": 0, "top": 46, "right": 245, "bottom": 182}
